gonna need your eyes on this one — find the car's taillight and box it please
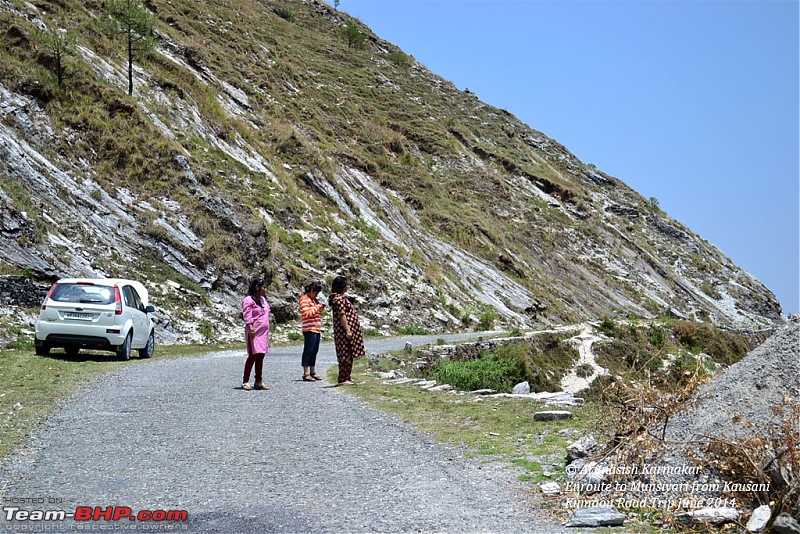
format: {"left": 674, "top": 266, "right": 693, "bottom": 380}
{"left": 114, "top": 286, "right": 123, "bottom": 315}
{"left": 41, "top": 283, "right": 58, "bottom": 310}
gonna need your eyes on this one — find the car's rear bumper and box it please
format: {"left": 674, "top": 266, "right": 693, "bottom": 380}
{"left": 35, "top": 324, "right": 126, "bottom": 349}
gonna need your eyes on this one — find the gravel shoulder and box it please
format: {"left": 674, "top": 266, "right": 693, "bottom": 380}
{"left": 0, "top": 335, "right": 569, "bottom": 533}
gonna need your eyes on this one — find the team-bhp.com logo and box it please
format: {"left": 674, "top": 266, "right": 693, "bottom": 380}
{"left": 4, "top": 506, "right": 188, "bottom": 522}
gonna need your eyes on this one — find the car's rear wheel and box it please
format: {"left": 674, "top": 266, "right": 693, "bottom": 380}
{"left": 138, "top": 331, "right": 155, "bottom": 359}
{"left": 34, "top": 339, "right": 50, "bottom": 356}
{"left": 116, "top": 333, "right": 132, "bottom": 361}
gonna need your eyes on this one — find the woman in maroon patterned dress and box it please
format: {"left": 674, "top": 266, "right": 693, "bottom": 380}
{"left": 329, "top": 276, "right": 365, "bottom": 385}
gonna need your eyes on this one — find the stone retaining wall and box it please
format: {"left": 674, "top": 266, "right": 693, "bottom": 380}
{"left": 0, "top": 275, "right": 49, "bottom": 308}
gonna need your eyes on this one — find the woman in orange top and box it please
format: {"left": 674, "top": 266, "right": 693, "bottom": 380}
{"left": 299, "top": 281, "right": 326, "bottom": 381}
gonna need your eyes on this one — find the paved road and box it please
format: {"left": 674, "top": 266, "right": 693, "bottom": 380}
{"left": 1, "top": 334, "right": 569, "bottom": 533}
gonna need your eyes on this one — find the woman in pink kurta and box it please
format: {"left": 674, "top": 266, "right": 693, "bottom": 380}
{"left": 241, "top": 278, "right": 271, "bottom": 390}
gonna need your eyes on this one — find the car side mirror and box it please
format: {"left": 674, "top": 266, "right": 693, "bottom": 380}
{"left": 145, "top": 305, "right": 155, "bottom": 314}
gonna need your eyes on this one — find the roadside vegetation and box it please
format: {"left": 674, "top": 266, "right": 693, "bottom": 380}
{"left": 331, "top": 318, "right": 765, "bottom": 530}
{"left": 2, "top": 316, "right": 758, "bottom": 463}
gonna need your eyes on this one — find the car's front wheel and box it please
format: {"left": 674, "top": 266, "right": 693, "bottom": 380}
{"left": 116, "top": 332, "right": 132, "bottom": 361}
{"left": 138, "top": 331, "right": 155, "bottom": 359}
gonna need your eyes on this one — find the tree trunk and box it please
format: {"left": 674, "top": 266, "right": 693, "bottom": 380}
{"left": 56, "top": 49, "right": 63, "bottom": 87}
{"left": 127, "top": 29, "right": 134, "bottom": 95}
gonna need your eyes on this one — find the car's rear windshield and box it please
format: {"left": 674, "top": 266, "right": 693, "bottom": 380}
{"left": 50, "top": 283, "right": 115, "bottom": 305}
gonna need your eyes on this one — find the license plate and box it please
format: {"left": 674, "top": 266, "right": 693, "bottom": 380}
{"left": 64, "top": 312, "right": 92, "bottom": 321}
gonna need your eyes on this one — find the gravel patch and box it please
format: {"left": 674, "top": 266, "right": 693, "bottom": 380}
{"left": 608, "top": 317, "right": 799, "bottom": 503}
{"left": 0, "top": 335, "right": 569, "bottom": 533}
{"left": 661, "top": 316, "right": 799, "bottom": 446}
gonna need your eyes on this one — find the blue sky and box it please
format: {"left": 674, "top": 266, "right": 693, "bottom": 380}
{"left": 325, "top": 0, "right": 799, "bottom": 316}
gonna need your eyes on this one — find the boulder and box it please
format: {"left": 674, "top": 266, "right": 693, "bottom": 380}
{"left": 512, "top": 381, "right": 530, "bottom": 395}
{"left": 566, "top": 435, "right": 597, "bottom": 463}
{"left": 745, "top": 504, "right": 771, "bottom": 532}
{"left": 564, "top": 506, "right": 625, "bottom": 527}
{"left": 534, "top": 410, "right": 572, "bottom": 421}
{"left": 674, "top": 507, "right": 739, "bottom": 526}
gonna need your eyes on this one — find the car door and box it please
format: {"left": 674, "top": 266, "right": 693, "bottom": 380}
{"left": 123, "top": 285, "right": 148, "bottom": 347}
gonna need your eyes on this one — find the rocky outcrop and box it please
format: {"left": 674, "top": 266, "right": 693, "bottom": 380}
{"left": 0, "top": 0, "right": 784, "bottom": 347}
{"left": 0, "top": 275, "right": 48, "bottom": 308}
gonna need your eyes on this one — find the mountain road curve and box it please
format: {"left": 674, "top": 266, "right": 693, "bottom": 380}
{"left": 0, "top": 334, "right": 572, "bottom": 533}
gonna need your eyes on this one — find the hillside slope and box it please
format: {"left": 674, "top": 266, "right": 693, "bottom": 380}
{"left": 0, "top": 0, "right": 782, "bottom": 343}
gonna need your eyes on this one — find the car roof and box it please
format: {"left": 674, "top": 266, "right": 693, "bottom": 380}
{"left": 55, "top": 278, "right": 149, "bottom": 305}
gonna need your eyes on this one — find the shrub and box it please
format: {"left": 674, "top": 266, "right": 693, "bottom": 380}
{"left": 580, "top": 374, "right": 620, "bottom": 403}
{"left": 597, "top": 316, "right": 618, "bottom": 337}
{"left": 198, "top": 320, "right": 213, "bottom": 341}
{"left": 396, "top": 326, "right": 430, "bottom": 336}
{"left": 595, "top": 339, "right": 662, "bottom": 376}
{"left": 478, "top": 305, "right": 497, "bottom": 330}
{"left": 595, "top": 319, "right": 751, "bottom": 389}
{"left": 673, "top": 321, "right": 696, "bottom": 346}
{"left": 662, "top": 351, "right": 712, "bottom": 386}
{"left": 576, "top": 363, "right": 594, "bottom": 378}
{"left": 689, "top": 323, "right": 752, "bottom": 365}
{"left": 433, "top": 353, "right": 524, "bottom": 392}
{"left": 144, "top": 221, "right": 169, "bottom": 240}
{"left": 483, "top": 334, "right": 578, "bottom": 392}
{"left": 388, "top": 51, "right": 409, "bottom": 67}
{"left": 648, "top": 323, "right": 667, "bottom": 348}
{"left": 273, "top": 7, "right": 294, "bottom": 21}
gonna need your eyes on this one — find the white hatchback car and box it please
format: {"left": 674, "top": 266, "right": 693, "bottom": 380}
{"left": 34, "top": 278, "right": 156, "bottom": 360}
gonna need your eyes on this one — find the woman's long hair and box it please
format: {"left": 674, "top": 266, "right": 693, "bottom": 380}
{"left": 331, "top": 276, "right": 347, "bottom": 294}
{"left": 247, "top": 278, "right": 265, "bottom": 307}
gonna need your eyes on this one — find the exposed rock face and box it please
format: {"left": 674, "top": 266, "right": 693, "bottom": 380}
{"left": 0, "top": 0, "right": 784, "bottom": 346}
{"left": 0, "top": 276, "right": 48, "bottom": 308}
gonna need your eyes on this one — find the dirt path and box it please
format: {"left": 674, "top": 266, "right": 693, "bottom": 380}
{"left": 559, "top": 323, "right": 607, "bottom": 394}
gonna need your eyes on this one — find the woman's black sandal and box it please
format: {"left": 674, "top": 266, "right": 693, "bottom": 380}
{"left": 310, "top": 374, "right": 323, "bottom": 381}
{"left": 303, "top": 375, "right": 315, "bottom": 382}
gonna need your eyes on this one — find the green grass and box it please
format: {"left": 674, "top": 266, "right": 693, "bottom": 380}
{"left": 434, "top": 352, "right": 523, "bottom": 392}
{"left": 427, "top": 332, "right": 580, "bottom": 393}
